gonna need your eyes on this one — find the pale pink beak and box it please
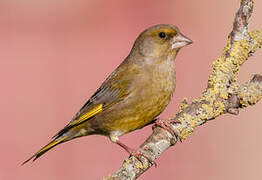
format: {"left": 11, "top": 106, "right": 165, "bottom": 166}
{"left": 171, "top": 33, "right": 193, "bottom": 49}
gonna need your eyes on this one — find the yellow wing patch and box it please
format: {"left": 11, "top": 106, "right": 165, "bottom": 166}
{"left": 70, "top": 104, "right": 103, "bottom": 126}
{"left": 38, "top": 136, "right": 67, "bottom": 155}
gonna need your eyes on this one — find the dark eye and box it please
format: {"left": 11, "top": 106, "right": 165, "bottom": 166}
{"left": 158, "top": 32, "right": 166, "bottom": 39}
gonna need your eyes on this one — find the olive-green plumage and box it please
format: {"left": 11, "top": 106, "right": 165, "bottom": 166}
{"left": 23, "top": 24, "right": 192, "bottom": 164}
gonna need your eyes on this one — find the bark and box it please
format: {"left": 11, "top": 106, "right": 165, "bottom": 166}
{"left": 105, "top": 0, "right": 262, "bottom": 179}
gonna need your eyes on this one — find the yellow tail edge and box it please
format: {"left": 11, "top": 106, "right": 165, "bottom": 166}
{"left": 22, "top": 136, "right": 67, "bottom": 165}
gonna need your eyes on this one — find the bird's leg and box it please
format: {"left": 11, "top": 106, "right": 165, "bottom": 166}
{"left": 109, "top": 134, "right": 156, "bottom": 166}
{"left": 153, "top": 118, "right": 181, "bottom": 139}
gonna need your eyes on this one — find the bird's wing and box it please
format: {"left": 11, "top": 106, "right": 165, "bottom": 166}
{"left": 53, "top": 61, "right": 138, "bottom": 138}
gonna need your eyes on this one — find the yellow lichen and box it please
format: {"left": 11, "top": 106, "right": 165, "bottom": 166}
{"left": 249, "top": 30, "right": 262, "bottom": 48}
{"left": 199, "top": 104, "right": 213, "bottom": 119}
{"left": 178, "top": 113, "right": 199, "bottom": 141}
{"left": 213, "top": 101, "right": 226, "bottom": 117}
{"left": 175, "top": 30, "right": 262, "bottom": 142}
{"left": 179, "top": 97, "right": 189, "bottom": 112}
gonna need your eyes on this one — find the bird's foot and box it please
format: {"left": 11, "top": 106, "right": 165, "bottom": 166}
{"left": 129, "top": 148, "right": 157, "bottom": 167}
{"left": 153, "top": 118, "right": 181, "bottom": 138}
{"left": 116, "top": 140, "right": 156, "bottom": 166}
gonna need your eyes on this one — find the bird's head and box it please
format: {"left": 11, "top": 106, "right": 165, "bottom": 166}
{"left": 132, "top": 24, "right": 192, "bottom": 59}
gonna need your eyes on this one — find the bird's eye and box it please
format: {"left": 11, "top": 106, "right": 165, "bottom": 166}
{"left": 158, "top": 32, "right": 166, "bottom": 39}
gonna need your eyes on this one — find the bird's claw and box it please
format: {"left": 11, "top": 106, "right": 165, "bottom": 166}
{"left": 153, "top": 118, "right": 180, "bottom": 138}
{"left": 129, "top": 149, "right": 157, "bottom": 167}
{"left": 116, "top": 140, "right": 156, "bottom": 166}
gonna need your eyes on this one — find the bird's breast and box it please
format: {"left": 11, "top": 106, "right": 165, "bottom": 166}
{"left": 138, "top": 59, "right": 176, "bottom": 117}
{"left": 118, "top": 59, "right": 176, "bottom": 132}
{"left": 92, "top": 59, "right": 176, "bottom": 136}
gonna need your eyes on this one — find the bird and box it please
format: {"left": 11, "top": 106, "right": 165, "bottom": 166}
{"left": 23, "top": 24, "right": 192, "bottom": 165}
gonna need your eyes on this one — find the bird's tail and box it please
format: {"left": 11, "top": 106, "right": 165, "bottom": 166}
{"left": 22, "top": 136, "right": 68, "bottom": 165}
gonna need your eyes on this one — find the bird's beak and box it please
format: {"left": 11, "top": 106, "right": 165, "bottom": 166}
{"left": 171, "top": 33, "right": 193, "bottom": 49}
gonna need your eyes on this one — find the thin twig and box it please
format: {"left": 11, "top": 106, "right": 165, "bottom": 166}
{"left": 105, "top": 0, "right": 262, "bottom": 179}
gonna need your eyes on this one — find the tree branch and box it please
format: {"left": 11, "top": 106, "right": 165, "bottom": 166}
{"left": 105, "top": 0, "right": 262, "bottom": 179}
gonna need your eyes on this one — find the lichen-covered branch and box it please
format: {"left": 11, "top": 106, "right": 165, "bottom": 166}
{"left": 105, "top": 1, "right": 262, "bottom": 179}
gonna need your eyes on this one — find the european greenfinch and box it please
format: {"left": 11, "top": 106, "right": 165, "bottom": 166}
{"left": 23, "top": 24, "right": 192, "bottom": 164}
